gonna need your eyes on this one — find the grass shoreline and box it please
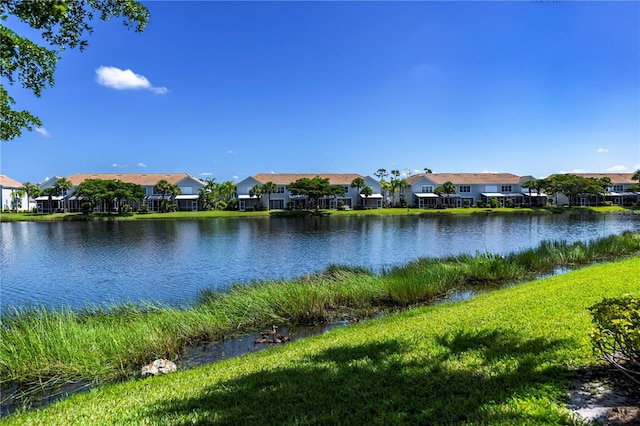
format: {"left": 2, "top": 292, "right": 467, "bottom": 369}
{"left": 2, "top": 231, "right": 639, "bottom": 416}
{"left": 3, "top": 255, "right": 639, "bottom": 424}
{"left": 1, "top": 205, "right": 639, "bottom": 222}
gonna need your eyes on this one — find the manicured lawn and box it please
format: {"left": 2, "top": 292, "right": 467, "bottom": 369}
{"left": 4, "top": 257, "right": 638, "bottom": 425}
{"left": 2, "top": 205, "right": 638, "bottom": 222}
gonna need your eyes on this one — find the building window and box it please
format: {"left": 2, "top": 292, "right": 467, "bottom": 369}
{"left": 421, "top": 185, "right": 433, "bottom": 193}
{"left": 459, "top": 185, "right": 471, "bottom": 193}
{"left": 501, "top": 185, "right": 512, "bottom": 192}
{"left": 276, "top": 186, "right": 286, "bottom": 194}
{"left": 613, "top": 185, "right": 624, "bottom": 192}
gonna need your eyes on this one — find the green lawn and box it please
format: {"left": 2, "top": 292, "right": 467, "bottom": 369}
{"left": 2, "top": 205, "right": 638, "bottom": 222}
{"left": 4, "top": 257, "right": 638, "bottom": 425}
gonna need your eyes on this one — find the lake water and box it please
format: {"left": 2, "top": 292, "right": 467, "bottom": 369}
{"left": 2, "top": 214, "right": 639, "bottom": 310}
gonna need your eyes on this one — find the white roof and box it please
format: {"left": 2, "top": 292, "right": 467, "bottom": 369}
{"left": 360, "top": 193, "right": 383, "bottom": 199}
{"left": 237, "top": 195, "right": 258, "bottom": 199}
{"left": 175, "top": 195, "right": 199, "bottom": 200}
{"left": 481, "top": 193, "right": 505, "bottom": 197}
{"left": 414, "top": 193, "right": 439, "bottom": 198}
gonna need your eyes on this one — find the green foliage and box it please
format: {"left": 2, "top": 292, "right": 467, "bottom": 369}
{"left": 1, "top": 0, "right": 150, "bottom": 141}
{"left": 5, "top": 257, "right": 639, "bottom": 424}
{"left": 589, "top": 295, "right": 640, "bottom": 384}
{"left": 73, "top": 178, "right": 144, "bottom": 212}
{"left": 287, "top": 176, "right": 346, "bottom": 209}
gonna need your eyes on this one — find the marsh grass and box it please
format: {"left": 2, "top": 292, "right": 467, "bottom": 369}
{"left": 4, "top": 257, "right": 639, "bottom": 425}
{"left": 2, "top": 232, "right": 640, "bottom": 410}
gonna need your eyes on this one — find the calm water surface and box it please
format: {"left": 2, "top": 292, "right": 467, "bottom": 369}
{"left": 2, "top": 214, "right": 639, "bottom": 310}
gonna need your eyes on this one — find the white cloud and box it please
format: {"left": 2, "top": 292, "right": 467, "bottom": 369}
{"left": 35, "top": 127, "right": 51, "bottom": 138}
{"left": 226, "top": 150, "right": 236, "bottom": 154}
{"left": 112, "top": 163, "right": 127, "bottom": 168}
{"left": 200, "top": 172, "right": 213, "bottom": 176}
{"left": 232, "top": 175, "right": 239, "bottom": 180}
{"left": 597, "top": 148, "right": 609, "bottom": 153}
{"left": 137, "top": 162, "right": 148, "bottom": 168}
{"left": 95, "top": 66, "right": 169, "bottom": 94}
{"left": 480, "top": 169, "right": 499, "bottom": 174}
{"left": 634, "top": 164, "right": 640, "bottom": 171}
{"left": 607, "top": 165, "right": 627, "bottom": 172}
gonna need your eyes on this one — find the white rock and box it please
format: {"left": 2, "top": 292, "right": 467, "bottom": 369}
{"left": 141, "top": 359, "right": 177, "bottom": 377}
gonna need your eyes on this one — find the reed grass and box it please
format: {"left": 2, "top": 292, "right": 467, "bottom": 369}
{"left": 1, "top": 231, "right": 639, "bottom": 407}
{"left": 4, "top": 257, "right": 639, "bottom": 425}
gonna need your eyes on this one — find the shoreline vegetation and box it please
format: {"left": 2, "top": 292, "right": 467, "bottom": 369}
{"left": 1, "top": 205, "right": 640, "bottom": 222}
{"left": 2, "top": 251, "right": 638, "bottom": 424}
{"left": 1, "top": 231, "right": 640, "bottom": 420}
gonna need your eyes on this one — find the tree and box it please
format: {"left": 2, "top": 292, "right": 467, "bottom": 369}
{"left": 1, "top": 0, "right": 150, "bottom": 141}
{"left": 21, "top": 181, "right": 40, "bottom": 209}
{"left": 40, "top": 186, "right": 57, "bottom": 213}
{"left": 350, "top": 177, "right": 365, "bottom": 206}
{"left": 521, "top": 179, "right": 535, "bottom": 207}
{"left": 10, "top": 187, "right": 24, "bottom": 210}
{"left": 248, "top": 184, "right": 264, "bottom": 209}
{"left": 153, "top": 179, "right": 180, "bottom": 212}
{"left": 360, "top": 185, "right": 373, "bottom": 208}
{"left": 73, "top": 178, "right": 143, "bottom": 213}
{"left": 54, "top": 177, "right": 72, "bottom": 212}
{"left": 424, "top": 168, "right": 433, "bottom": 174}
{"left": 442, "top": 181, "right": 456, "bottom": 207}
{"left": 262, "top": 181, "right": 278, "bottom": 210}
{"left": 633, "top": 169, "right": 640, "bottom": 183}
{"left": 389, "top": 170, "right": 400, "bottom": 206}
{"left": 287, "top": 176, "right": 345, "bottom": 210}
{"left": 397, "top": 177, "right": 408, "bottom": 206}
{"left": 374, "top": 169, "right": 388, "bottom": 206}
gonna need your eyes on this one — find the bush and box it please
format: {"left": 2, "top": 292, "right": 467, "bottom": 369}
{"left": 589, "top": 295, "right": 640, "bottom": 384}
{"left": 489, "top": 198, "right": 500, "bottom": 208}
{"left": 137, "top": 205, "right": 149, "bottom": 214}
{"left": 81, "top": 202, "right": 93, "bottom": 215}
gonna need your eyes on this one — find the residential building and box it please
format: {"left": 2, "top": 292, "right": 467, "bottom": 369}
{"left": 555, "top": 173, "right": 639, "bottom": 206}
{"left": 236, "top": 173, "right": 382, "bottom": 211}
{"left": 38, "top": 173, "right": 204, "bottom": 213}
{"left": 405, "top": 173, "right": 542, "bottom": 208}
{"left": 1, "top": 175, "right": 32, "bottom": 212}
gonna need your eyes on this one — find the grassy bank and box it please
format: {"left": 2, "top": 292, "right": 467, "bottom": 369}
{"left": 3, "top": 256, "right": 639, "bottom": 424}
{"left": 2, "top": 232, "right": 639, "bottom": 404}
{"left": 2, "top": 205, "right": 639, "bottom": 222}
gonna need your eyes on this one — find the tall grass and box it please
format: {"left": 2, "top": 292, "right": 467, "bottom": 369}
{"left": 1, "top": 232, "right": 639, "bottom": 403}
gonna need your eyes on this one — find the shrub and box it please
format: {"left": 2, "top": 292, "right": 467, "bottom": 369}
{"left": 489, "top": 198, "right": 500, "bottom": 208}
{"left": 81, "top": 202, "right": 93, "bottom": 214}
{"left": 589, "top": 295, "right": 640, "bottom": 384}
{"left": 137, "top": 205, "right": 149, "bottom": 214}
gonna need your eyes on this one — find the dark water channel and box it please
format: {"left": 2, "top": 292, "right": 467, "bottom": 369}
{"left": 2, "top": 213, "right": 639, "bottom": 310}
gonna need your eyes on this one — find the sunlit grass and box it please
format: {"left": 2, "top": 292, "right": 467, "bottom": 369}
{"left": 4, "top": 257, "right": 638, "bottom": 425}
{"left": 2, "top": 232, "right": 639, "bottom": 406}
{"left": 2, "top": 205, "right": 638, "bottom": 222}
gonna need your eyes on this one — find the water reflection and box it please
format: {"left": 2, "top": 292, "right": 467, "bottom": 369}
{"left": 1, "top": 214, "right": 638, "bottom": 309}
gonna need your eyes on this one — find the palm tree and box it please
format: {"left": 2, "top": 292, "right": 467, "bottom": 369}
{"left": 360, "top": 185, "right": 373, "bottom": 208}
{"left": 374, "top": 169, "right": 388, "bottom": 206}
{"left": 22, "top": 182, "right": 40, "bottom": 211}
{"left": 390, "top": 170, "right": 400, "bottom": 206}
{"left": 248, "top": 185, "right": 265, "bottom": 210}
{"left": 633, "top": 169, "right": 640, "bottom": 183}
{"left": 397, "top": 178, "right": 408, "bottom": 206}
{"left": 54, "top": 177, "right": 73, "bottom": 213}
{"left": 153, "top": 179, "right": 172, "bottom": 212}
{"left": 41, "top": 187, "right": 57, "bottom": 214}
{"left": 167, "top": 183, "right": 181, "bottom": 211}
{"left": 442, "top": 181, "right": 457, "bottom": 207}
{"left": 262, "top": 181, "right": 278, "bottom": 210}
{"left": 351, "top": 177, "right": 365, "bottom": 206}
{"left": 521, "top": 179, "right": 535, "bottom": 207}
{"left": 380, "top": 180, "right": 392, "bottom": 207}
{"left": 424, "top": 168, "right": 433, "bottom": 174}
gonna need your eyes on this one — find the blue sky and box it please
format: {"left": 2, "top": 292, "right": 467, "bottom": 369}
{"left": 2, "top": 1, "right": 639, "bottom": 184}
